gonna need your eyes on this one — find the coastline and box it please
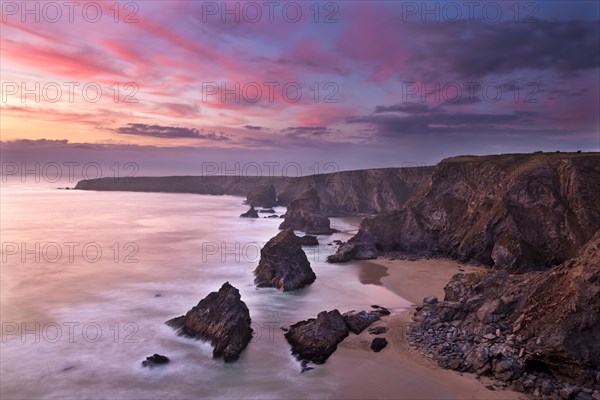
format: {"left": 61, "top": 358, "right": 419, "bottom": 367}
{"left": 331, "top": 258, "right": 527, "bottom": 400}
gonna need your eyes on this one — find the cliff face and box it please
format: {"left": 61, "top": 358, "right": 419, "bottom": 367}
{"left": 74, "top": 176, "right": 288, "bottom": 196}
{"left": 409, "top": 231, "right": 600, "bottom": 392}
{"left": 75, "top": 167, "right": 433, "bottom": 216}
{"left": 278, "top": 167, "right": 433, "bottom": 216}
{"left": 333, "top": 153, "right": 600, "bottom": 272}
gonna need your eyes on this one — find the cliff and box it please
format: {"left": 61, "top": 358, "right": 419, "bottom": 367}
{"left": 331, "top": 152, "right": 600, "bottom": 272}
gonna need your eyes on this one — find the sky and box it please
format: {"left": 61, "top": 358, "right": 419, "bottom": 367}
{"left": 1, "top": 0, "right": 599, "bottom": 176}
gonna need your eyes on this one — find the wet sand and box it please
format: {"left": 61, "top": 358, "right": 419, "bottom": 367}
{"left": 333, "top": 258, "right": 527, "bottom": 400}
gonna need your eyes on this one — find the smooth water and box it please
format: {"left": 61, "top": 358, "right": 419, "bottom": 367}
{"left": 0, "top": 183, "right": 408, "bottom": 399}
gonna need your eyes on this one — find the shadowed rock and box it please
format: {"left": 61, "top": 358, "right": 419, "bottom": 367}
{"left": 254, "top": 229, "right": 316, "bottom": 291}
{"left": 245, "top": 184, "right": 277, "bottom": 208}
{"left": 279, "top": 189, "right": 337, "bottom": 235}
{"left": 240, "top": 206, "right": 259, "bottom": 218}
{"left": 142, "top": 354, "right": 170, "bottom": 368}
{"left": 342, "top": 310, "right": 382, "bottom": 334}
{"left": 166, "top": 282, "right": 252, "bottom": 362}
{"left": 298, "top": 235, "right": 319, "bottom": 246}
{"left": 370, "top": 338, "right": 388, "bottom": 352}
{"left": 284, "top": 310, "right": 350, "bottom": 364}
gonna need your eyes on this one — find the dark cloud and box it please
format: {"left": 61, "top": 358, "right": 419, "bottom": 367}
{"left": 115, "top": 124, "right": 229, "bottom": 140}
{"left": 374, "top": 103, "right": 443, "bottom": 114}
{"left": 348, "top": 106, "right": 549, "bottom": 137}
{"left": 243, "top": 125, "right": 263, "bottom": 130}
{"left": 409, "top": 20, "right": 600, "bottom": 80}
{"left": 280, "top": 126, "right": 335, "bottom": 137}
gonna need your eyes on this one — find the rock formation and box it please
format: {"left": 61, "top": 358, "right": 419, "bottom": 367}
{"left": 279, "top": 188, "right": 337, "bottom": 234}
{"left": 245, "top": 184, "right": 277, "bottom": 208}
{"left": 297, "top": 235, "right": 319, "bottom": 246}
{"left": 166, "top": 282, "right": 252, "bottom": 362}
{"left": 141, "top": 354, "right": 170, "bottom": 368}
{"left": 370, "top": 338, "right": 388, "bottom": 352}
{"left": 330, "top": 153, "right": 600, "bottom": 272}
{"left": 408, "top": 231, "right": 600, "bottom": 396}
{"left": 342, "top": 310, "right": 383, "bottom": 334}
{"left": 240, "top": 207, "right": 259, "bottom": 218}
{"left": 284, "top": 310, "right": 350, "bottom": 364}
{"left": 254, "top": 229, "right": 316, "bottom": 291}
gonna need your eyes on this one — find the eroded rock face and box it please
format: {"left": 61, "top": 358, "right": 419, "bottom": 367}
{"left": 254, "top": 229, "right": 316, "bottom": 291}
{"left": 279, "top": 189, "right": 337, "bottom": 235}
{"left": 166, "top": 282, "right": 252, "bottom": 362}
{"left": 246, "top": 184, "right": 277, "bottom": 208}
{"left": 284, "top": 310, "right": 350, "bottom": 364}
{"left": 330, "top": 153, "right": 600, "bottom": 272}
{"left": 240, "top": 207, "right": 259, "bottom": 218}
{"left": 409, "top": 231, "right": 600, "bottom": 394}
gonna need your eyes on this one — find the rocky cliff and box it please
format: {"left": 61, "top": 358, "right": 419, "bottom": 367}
{"left": 330, "top": 153, "right": 600, "bottom": 272}
{"left": 408, "top": 230, "right": 600, "bottom": 396}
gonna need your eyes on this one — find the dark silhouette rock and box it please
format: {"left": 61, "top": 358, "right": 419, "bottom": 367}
{"left": 342, "top": 310, "right": 382, "bottom": 334}
{"left": 240, "top": 206, "right": 259, "bottom": 218}
{"left": 254, "top": 229, "right": 316, "bottom": 291}
{"left": 142, "top": 354, "right": 170, "bottom": 368}
{"left": 246, "top": 184, "right": 277, "bottom": 208}
{"left": 370, "top": 338, "right": 388, "bottom": 352}
{"left": 266, "top": 215, "right": 279, "bottom": 218}
{"left": 298, "top": 235, "right": 319, "bottom": 246}
{"left": 166, "top": 282, "right": 252, "bottom": 362}
{"left": 259, "top": 208, "right": 275, "bottom": 213}
{"left": 285, "top": 310, "right": 350, "bottom": 364}
{"left": 279, "top": 189, "right": 337, "bottom": 235}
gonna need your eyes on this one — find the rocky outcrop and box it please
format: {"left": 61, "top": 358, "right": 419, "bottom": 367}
{"left": 342, "top": 310, "right": 383, "bottom": 334}
{"left": 141, "top": 354, "right": 170, "bottom": 368}
{"left": 245, "top": 184, "right": 277, "bottom": 208}
{"left": 331, "top": 153, "right": 600, "bottom": 272}
{"left": 278, "top": 167, "right": 433, "bottom": 215}
{"left": 408, "top": 231, "right": 600, "bottom": 396}
{"left": 166, "top": 282, "right": 252, "bottom": 362}
{"left": 279, "top": 188, "right": 337, "bottom": 235}
{"left": 297, "top": 235, "right": 319, "bottom": 246}
{"left": 284, "top": 310, "right": 350, "bottom": 364}
{"left": 240, "top": 207, "right": 259, "bottom": 218}
{"left": 253, "top": 229, "right": 316, "bottom": 291}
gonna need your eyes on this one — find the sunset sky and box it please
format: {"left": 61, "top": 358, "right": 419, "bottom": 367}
{"left": 1, "top": 0, "right": 599, "bottom": 174}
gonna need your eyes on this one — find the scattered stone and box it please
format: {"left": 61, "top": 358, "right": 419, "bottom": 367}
{"left": 166, "top": 282, "right": 252, "bottom": 362}
{"left": 367, "top": 326, "right": 388, "bottom": 335}
{"left": 370, "top": 337, "right": 388, "bottom": 352}
{"left": 253, "top": 229, "right": 316, "bottom": 291}
{"left": 142, "top": 354, "right": 170, "bottom": 368}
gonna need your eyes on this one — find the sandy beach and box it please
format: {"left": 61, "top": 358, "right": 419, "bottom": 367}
{"left": 332, "top": 258, "right": 527, "bottom": 400}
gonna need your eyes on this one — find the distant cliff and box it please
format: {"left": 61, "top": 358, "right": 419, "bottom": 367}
{"left": 330, "top": 153, "right": 600, "bottom": 272}
{"left": 74, "top": 176, "right": 289, "bottom": 197}
{"left": 75, "top": 166, "right": 433, "bottom": 216}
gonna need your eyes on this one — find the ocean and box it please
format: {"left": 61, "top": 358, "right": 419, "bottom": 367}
{"left": 0, "top": 182, "right": 408, "bottom": 399}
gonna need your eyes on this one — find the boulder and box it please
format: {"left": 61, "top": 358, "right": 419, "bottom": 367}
{"left": 284, "top": 310, "right": 350, "bottom": 364}
{"left": 253, "top": 229, "right": 316, "bottom": 291}
{"left": 245, "top": 184, "right": 277, "bottom": 208}
{"left": 141, "top": 354, "right": 170, "bottom": 368}
{"left": 370, "top": 338, "right": 388, "bottom": 352}
{"left": 297, "top": 235, "right": 319, "bottom": 246}
{"left": 342, "top": 310, "right": 382, "bottom": 334}
{"left": 240, "top": 206, "right": 259, "bottom": 218}
{"left": 166, "top": 282, "right": 252, "bottom": 362}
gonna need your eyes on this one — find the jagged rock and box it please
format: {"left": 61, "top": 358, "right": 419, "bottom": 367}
{"left": 141, "top": 354, "right": 170, "bottom": 368}
{"left": 240, "top": 206, "right": 259, "bottom": 218}
{"left": 166, "top": 282, "right": 252, "bottom": 362}
{"left": 245, "top": 184, "right": 277, "bottom": 208}
{"left": 368, "top": 326, "right": 388, "bottom": 335}
{"left": 279, "top": 188, "right": 337, "bottom": 235}
{"left": 329, "top": 153, "right": 600, "bottom": 272}
{"left": 253, "top": 229, "right": 316, "bottom": 291}
{"left": 370, "top": 338, "right": 388, "bottom": 352}
{"left": 297, "top": 235, "right": 319, "bottom": 246}
{"left": 284, "top": 310, "right": 350, "bottom": 364}
{"left": 342, "top": 310, "right": 382, "bottom": 334}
